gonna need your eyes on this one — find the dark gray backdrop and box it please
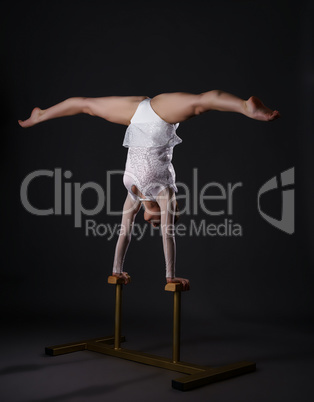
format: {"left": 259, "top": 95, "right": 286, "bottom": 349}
{"left": 1, "top": 1, "right": 313, "bottom": 400}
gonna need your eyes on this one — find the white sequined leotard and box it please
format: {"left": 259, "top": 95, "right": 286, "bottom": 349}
{"left": 122, "top": 98, "right": 182, "bottom": 201}
{"left": 112, "top": 98, "right": 182, "bottom": 279}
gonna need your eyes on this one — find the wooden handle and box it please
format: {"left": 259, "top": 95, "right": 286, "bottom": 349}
{"left": 165, "top": 283, "right": 189, "bottom": 292}
{"left": 108, "top": 275, "right": 131, "bottom": 285}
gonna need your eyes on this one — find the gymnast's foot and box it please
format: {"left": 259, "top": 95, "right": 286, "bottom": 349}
{"left": 167, "top": 277, "right": 190, "bottom": 291}
{"left": 244, "top": 96, "right": 281, "bottom": 121}
{"left": 112, "top": 271, "right": 131, "bottom": 285}
{"left": 18, "top": 107, "right": 44, "bottom": 128}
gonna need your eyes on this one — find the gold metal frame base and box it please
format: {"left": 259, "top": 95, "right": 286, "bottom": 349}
{"left": 45, "top": 336, "right": 255, "bottom": 391}
{"left": 45, "top": 277, "right": 256, "bottom": 391}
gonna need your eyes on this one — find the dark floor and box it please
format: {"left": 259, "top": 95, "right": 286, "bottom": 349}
{"left": 1, "top": 313, "right": 313, "bottom": 402}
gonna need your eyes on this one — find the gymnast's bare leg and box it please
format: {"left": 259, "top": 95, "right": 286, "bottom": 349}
{"left": 149, "top": 90, "right": 280, "bottom": 124}
{"left": 18, "top": 95, "right": 148, "bottom": 127}
{"left": 18, "top": 90, "right": 280, "bottom": 128}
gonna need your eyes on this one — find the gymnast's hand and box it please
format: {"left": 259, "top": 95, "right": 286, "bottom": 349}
{"left": 167, "top": 277, "right": 190, "bottom": 291}
{"left": 112, "top": 271, "right": 131, "bottom": 285}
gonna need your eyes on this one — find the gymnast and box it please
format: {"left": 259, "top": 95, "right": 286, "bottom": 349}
{"left": 18, "top": 90, "right": 281, "bottom": 290}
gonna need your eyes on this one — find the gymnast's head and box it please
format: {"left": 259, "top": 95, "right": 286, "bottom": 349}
{"left": 142, "top": 200, "right": 180, "bottom": 227}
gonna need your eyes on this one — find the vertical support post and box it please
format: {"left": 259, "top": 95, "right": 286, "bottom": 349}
{"left": 108, "top": 276, "right": 129, "bottom": 350}
{"left": 165, "top": 282, "right": 188, "bottom": 364}
{"left": 173, "top": 290, "right": 181, "bottom": 363}
{"left": 114, "top": 283, "right": 122, "bottom": 350}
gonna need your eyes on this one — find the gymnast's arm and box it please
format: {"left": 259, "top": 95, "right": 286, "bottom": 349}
{"left": 156, "top": 189, "right": 190, "bottom": 291}
{"left": 112, "top": 193, "right": 141, "bottom": 284}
